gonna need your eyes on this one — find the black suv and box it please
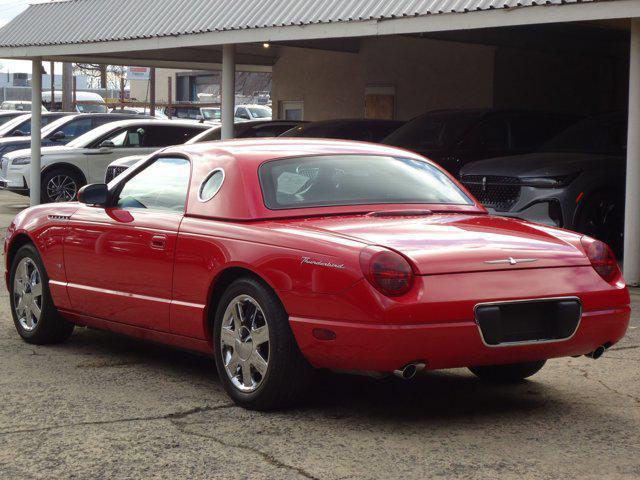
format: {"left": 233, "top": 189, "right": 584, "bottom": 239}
{"left": 383, "top": 109, "right": 579, "bottom": 176}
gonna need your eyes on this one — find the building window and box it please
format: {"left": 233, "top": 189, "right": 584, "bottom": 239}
{"left": 280, "top": 101, "right": 303, "bottom": 121}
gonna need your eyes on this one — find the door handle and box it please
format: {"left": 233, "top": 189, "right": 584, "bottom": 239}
{"left": 150, "top": 234, "right": 167, "bottom": 250}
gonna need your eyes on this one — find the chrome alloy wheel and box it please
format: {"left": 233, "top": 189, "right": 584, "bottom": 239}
{"left": 13, "top": 258, "right": 43, "bottom": 331}
{"left": 46, "top": 174, "right": 77, "bottom": 202}
{"left": 220, "top": 294, "right": 270, "bottom": 392}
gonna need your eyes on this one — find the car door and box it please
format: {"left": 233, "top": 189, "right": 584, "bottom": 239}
{"left": 63, "top": 156, "right": 191, "bottom": 332}
{"left": 83, "top": 125, "right": 154, "bottom": 183}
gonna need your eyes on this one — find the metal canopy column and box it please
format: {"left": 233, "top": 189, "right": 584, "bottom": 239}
{"left": 221, "top": 44, "right": 236, "bottom": 140}
{"left": 624, "top": 19, "right": 640, "bottom": 286}
{"left": 30, "top": 58, "right": 42, "bottom": 206}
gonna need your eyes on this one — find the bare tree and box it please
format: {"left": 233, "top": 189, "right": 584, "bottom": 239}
{"left": 73, "top": 64, "right": 127, "bottom": 91}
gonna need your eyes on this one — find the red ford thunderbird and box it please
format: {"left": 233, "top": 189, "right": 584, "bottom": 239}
{"left": 4, "top": 139, "right": 630, "bottom": 410}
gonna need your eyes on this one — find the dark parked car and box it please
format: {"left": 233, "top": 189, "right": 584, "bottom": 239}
{"left": 0, "top": 113, "right": 143, "bottom": 157}
{"left": 280, "top": 119, "right": 404, "bottom": 142}
{"left": 0, "top": 112, "right": 73, "bottom": 139}
{"left": 459, "top": 112, "right": 626, "bottom": 256}
{"left": 194, "top": 120, "right": 306, "bottom": 142}
{"left": 383, "top": 109, "right": 579, "bottom": 176}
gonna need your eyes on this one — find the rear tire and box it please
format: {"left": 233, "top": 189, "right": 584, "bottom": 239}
{"left": 576, "top": 190, "right": 624, "bottom": 259}
{"left": 9, "top": 244, "right": 74, "bottom": 344}
{"left": 213, "top": 277, "right": 313, "bottom": 410}
{"left": 469, "top": 360, "right": 546, "bottom": 383}
{"left": 41, "top": 167, "right": 85, "bottom": 203}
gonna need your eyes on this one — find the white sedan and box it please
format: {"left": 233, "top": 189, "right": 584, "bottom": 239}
{"left": 0, "top": 119, "right": 208, "bottom": 203}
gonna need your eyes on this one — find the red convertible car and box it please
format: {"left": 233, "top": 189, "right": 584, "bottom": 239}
{"left": 5, "top": 139, "right": 630, "bottom": 410}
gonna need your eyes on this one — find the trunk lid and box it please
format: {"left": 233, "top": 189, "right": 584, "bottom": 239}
{"left": 279, "top": 213, "right": 589, "bottom": 275}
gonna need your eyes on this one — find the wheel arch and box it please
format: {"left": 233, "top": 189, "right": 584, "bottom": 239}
{"left": 7, "top": 232, "right": 35, "bottom": 268}
{"left": 572, "top": 186, "right": 621, "bottom": 229}
{"left": 41, "top": 162, "right": 88, "bottom": 186}
{"left": 204, "top": 266, "right": 283, "bottom": 342}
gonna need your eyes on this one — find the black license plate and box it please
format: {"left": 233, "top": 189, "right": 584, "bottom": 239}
{"left": 475, "top": 298, "right": 581, "bottom": 346}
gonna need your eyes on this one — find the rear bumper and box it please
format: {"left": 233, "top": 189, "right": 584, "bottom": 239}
{"left": 285, "top": 266, "right": 631, "bottom": 373}
{"left": 290, "top": 306, "right": 630, "bottom": 372}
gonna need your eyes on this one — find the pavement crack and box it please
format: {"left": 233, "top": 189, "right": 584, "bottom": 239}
{"left": 170, "top": 420, "right": 323, "bottom": 480}
{"left": 0, "top": 403, "right": 234, "bottom": 437}
{"left": 577, "top": 366, "right": 640, "bottom": 405}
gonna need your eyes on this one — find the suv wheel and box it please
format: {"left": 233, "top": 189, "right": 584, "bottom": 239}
{"left": 41, "top": 167, "right": 85, "bottom": 203}
{"left": 576, "top": 190, "right": 624, "bottom": 258}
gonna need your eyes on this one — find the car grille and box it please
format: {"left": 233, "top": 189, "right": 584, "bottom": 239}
{"left": 105, "top": 165, "right": 129, "bottom": 183}
{"left": 460, "top": 175, "right": 521, "bottom": 212}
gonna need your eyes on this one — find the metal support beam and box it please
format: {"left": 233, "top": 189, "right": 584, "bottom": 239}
{"left": 61, "top": 62, "right": 73, "bottom": 111}
{"left": 149, "top": 67, "right": 156, "bottom": 117}
{"left": 624, "top": 19, "right": 640, "bottom": 286}
{"left": 30, "top": 59, "right": 42, "bottom": 206}
{"left": 221, "top": 44, "right": 235, "bottom": 140}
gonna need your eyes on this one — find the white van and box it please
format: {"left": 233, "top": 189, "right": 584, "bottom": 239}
{"left": 42, "top": 91, "right": 108, "bottom": 113}
{"left": 0, "top": 101, "right": 48, "bottom": 112}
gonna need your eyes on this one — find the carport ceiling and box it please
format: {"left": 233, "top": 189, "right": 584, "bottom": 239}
{"left": 0, "top": 0, "right": 639, "bottom": 67}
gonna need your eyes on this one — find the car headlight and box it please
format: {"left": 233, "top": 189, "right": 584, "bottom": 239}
{"left": 11, "top": 156, "right": 31, "bottom": 165}
{"left": 520, "top": 174, "right": 577, "bottom": 188}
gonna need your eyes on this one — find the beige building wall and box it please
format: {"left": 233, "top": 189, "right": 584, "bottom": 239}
{"left": 129, "top": 68, "right": 177, "bottom": 103}
{"left": 272, "top": 36, "right": 496, "bottom": 121}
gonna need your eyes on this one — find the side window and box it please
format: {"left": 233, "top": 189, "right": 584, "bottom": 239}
{"left": 143, "top": 126, "right": 204, "bottom": 147}
{"left": 93, "top": 116, "right": 118, "bottom": 128}
{"left": 99, "top": 127, "right": 145, "bottom": 148}
{"left": 116, "top": 157, "right": 191, "bottom": 213}
{"left": 235, "top": 107, "right": 250, "bottom": 120}
{"left": 459, "top": 118, "right": 509, "bottom": 152}
{"left": 15, "top": 119, "right": 32, "bottom": 135}
{"left": 59, "top": 117, "right": 93, "bottom": 140}
{"left": 252, "top": 125, "right": 291, "bottom": 137}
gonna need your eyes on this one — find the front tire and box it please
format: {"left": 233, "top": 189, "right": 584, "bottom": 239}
{"left": 41, "top": 167, "right": 85, "bottom": 203}
{"left": 469, "top": 360, "right": 546, "bottom": 383}
{"left": 213, "top": 277, "right": 313, "bottom": 410}
{"left": 9, "top": 244, "right": 74, "bottom": 344}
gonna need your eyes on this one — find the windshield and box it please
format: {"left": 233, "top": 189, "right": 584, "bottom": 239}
{"left": 539, "top": 114, "right": 626, "bottom": 155}
{"left": 201, "top": 108, "right": 221, "bottom": 120}
{"left": 259, "top": 155, "right": 472, "bottom": 210}
{"left": 383, "top": 112, "right": 480, "bottom": 150}
{"left": 76, "top": 103, "right": 108, "bottom": 113}
{"left": 0, "top": 115, "right": 29, "bottom": 136}
{"left": 248, "top": 107, "right": 271, "bottom": 119}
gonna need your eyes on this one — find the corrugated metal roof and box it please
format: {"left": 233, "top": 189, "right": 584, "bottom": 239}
{"left": 0, "top": 0, "right": 606, "bottom": 48}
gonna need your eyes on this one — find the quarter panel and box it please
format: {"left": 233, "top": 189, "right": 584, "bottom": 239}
{"left": 170, "top": 217, "right": 364, "bottom": 339}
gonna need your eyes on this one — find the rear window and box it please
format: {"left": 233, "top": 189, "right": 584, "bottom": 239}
{"left": 259, "top": 155, "right": 472, "bottom": 210}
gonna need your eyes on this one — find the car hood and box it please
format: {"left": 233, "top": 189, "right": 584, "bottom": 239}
{"left": 0, "top": 136, "right": 30, "bottom": 146}
{"left": 278, "top": 213, "right": 589, "bottom": 275}
{"left": 109, "top": 155, "right": 146, "bottom": 168}
{"left": 4, "top": 145, "right": 79, "bottom": 159}
{"left": 460, "top": 152, "right": 624, "bottom": 177}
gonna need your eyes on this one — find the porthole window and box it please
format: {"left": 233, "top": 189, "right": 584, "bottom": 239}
{"left": 199, "top": 168, "right": 225, "bottom": 202}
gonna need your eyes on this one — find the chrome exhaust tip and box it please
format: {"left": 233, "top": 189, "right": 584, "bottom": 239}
{"left": 586, "top": 345, "right": 606, "bottom": 359}
{"left": 393, "top": 362, "right": 426, "bottom": 380}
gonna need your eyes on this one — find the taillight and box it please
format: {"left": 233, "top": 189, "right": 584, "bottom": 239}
{"left": 360, "top": 247, "right": 414, "bottom": 296}
{"left": 580, "top": 236, "right": 621, "bottom": 284}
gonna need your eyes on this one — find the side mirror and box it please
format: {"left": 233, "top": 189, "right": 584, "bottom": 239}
{"left": 98, "top": 140, "right": 115, "bottom": 149}
{"left": 78, "top": 183, "right": 108, "bottom": 206}
{"left": 12, "top": 130, "right": 24, "bottom": 137}
{"left": 196, "top": 115, "right": 204, "bottom": 122}
{"left": 50, "top": 130, "right": 65, "bottom": 141}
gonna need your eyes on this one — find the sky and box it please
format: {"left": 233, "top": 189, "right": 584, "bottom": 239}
{"left": 0, "top": 0, "right": 43, "bottom": 73}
